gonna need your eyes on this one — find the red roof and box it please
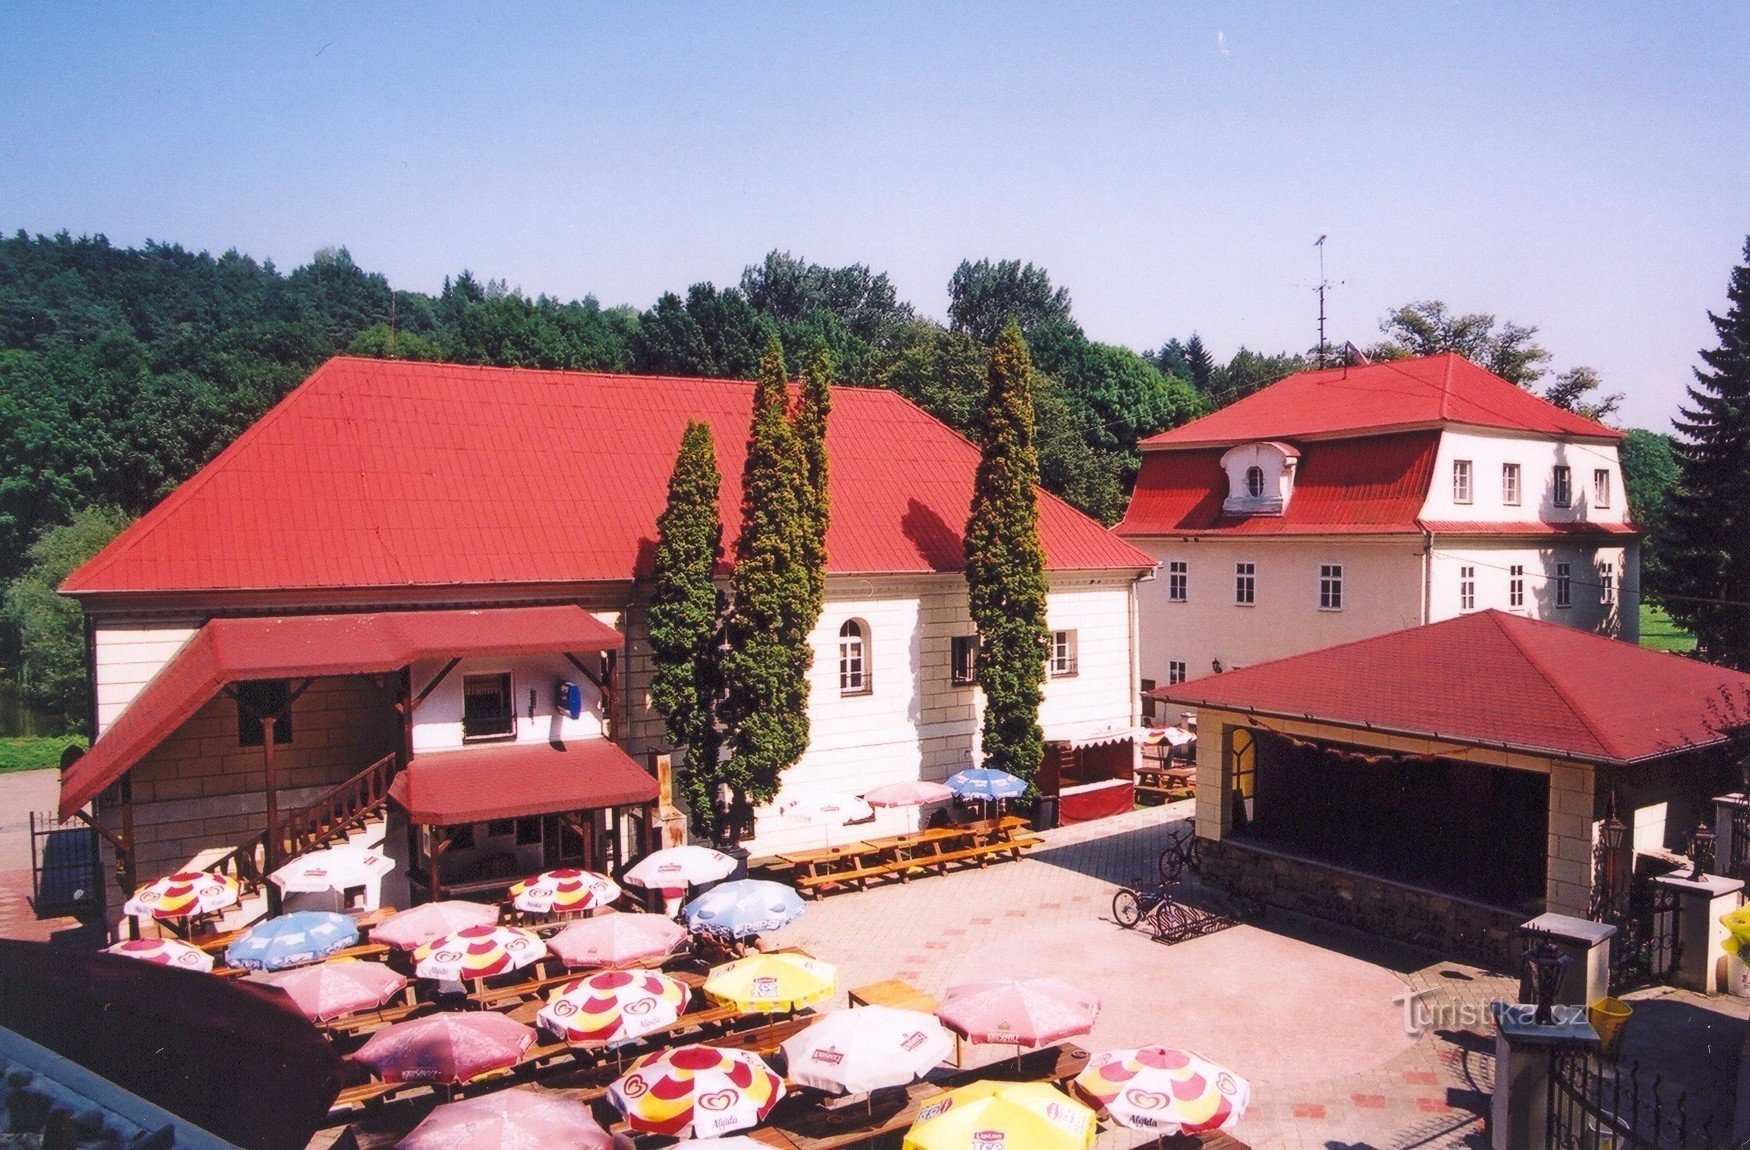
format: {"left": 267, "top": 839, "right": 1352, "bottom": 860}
{"left": 58, "top": 606, "right": 622, "bottom": 818}
{"left": 1117, "top": 433, "right": 1440, "bottom": 537}
{"left": 63, "top": 357, "right": 1149, "bottom": 596}
{"left": 1151, "top": 611, "right": 1750, "bottom": 764}
{"left": 1140, "top": 353, "right": 1624, "bottom": 449}
{"left": 388, "top": 739, "right": 657, "bottom": 824}
{"left": 1419, "top": 520, "right": 1639, "bottom": 537}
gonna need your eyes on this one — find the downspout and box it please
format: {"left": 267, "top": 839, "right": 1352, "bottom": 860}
{"left": 1130, "top": 568, "right": 1153, "bottom": 728}
{"left": 1419, "top": 521, "right": 1434, "bottom": 625}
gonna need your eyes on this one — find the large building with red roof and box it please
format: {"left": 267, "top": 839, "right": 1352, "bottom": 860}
{"left": 61, "top": 357, "right": 1153, "bottom": 910}
{"left": 1116, "top": 353, "right": 1639, "bottom": 697}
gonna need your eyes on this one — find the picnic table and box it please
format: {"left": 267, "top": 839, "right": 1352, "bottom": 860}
{"left": 781, "top": 816, "right": 1042, "bottom": 898}
{"left": 1135, "top": 762, "right": 1196, "bottom": 802}
{"left": 847, "top": 979, "right": 939, "bottom": 1013}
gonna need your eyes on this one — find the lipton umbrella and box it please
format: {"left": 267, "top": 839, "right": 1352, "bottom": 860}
{"left": 623, "top": 845, "right": 737, "bottom": 890}
{"left": 254, "top": 960, "right": 408, "bottom": 1021}
{"left": 781, "top": 1005, "right": 954, "bottom": 1095}
{"left": 355, "top": 1012, "right": 537, "bottom": 1085}
{"left": 778, "top": 794, "right": 875, "bottom": 825}
{"left": 268, "top": 845, "right": 395, "bottom": 897}
{"left": 903, "top": 1081, "right": 1095, "bottom": 1150}
{"left": 1072, "top": 1047, "right": 1251, "bottom": 1134}
{"left": 509, "top": 868, "right": 622, "bottom": 916}
{"left": 225, "top": 911, "right": 359, "bottom": 972}
{"left": 537, "top": 969, "right": 692, "bottom": 1047}
{"left": 371, "top": 900, "right": 499, "bottom": 952}
{"left": 398, "top": 1087, "right": 613, "bottom": 1150}
{"left": 937, "top": 978, "right": 1100, "bottom": 1049}
{"left": 864, "top": 781, "right": 955, "bottom": 808}
{"left": 413, "top": 924, "right": 546, "bottom": 982}
{"left": 608, "top": 1044, "right": 785, "bottom": 1137}
{"left": 548, "top": 913, "right": 688, "bottom": 969}
{"left": 703, "top": 952, "right": 837, "bottom": 1013}
{"left": 105, "top": 937, "right": 215, "bottom": 973}
{"left": 682, "top": 880, "right": 805, "bottom": 939}
{"left": 122, "top": 871, "right": 240, "bottom": 920}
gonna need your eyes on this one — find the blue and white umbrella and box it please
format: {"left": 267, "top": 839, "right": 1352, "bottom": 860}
{"left": 945, "top": 767, "right": 1028, "bottom": 801}
{"left": 682, "top": 880, "right": 805, "bottom": 939}
{"left": 225, "top": 910, "right": 359, "bottom": 971}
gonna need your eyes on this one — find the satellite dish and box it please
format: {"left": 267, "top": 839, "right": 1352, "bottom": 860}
{"left": 1343, "top": 341, "right": 1371, "bottom": 366}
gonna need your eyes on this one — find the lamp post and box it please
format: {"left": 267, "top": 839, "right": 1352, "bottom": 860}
{"left": 1522, "top": 932, "right": 1572, "bottom": 1025}
{"left": 1691, "top": 821, "right": 1717, "bottom": 881}
{"left": 1599, "top": 800, "right": 1628, "bottom": 920}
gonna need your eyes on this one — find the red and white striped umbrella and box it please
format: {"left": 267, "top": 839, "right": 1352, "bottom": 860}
{"left": 548, "top": 913, "right": 688, "bottom": 970}
{"left": 371, "top": 900, "right": 499, "bottom": 952}
{"left": 414, "top": 924, "right": 546, "bottom": 982}
{"left": 937, "top": 978, "right": 1100, "bottom": 1048}
{"left": 105, "top": 937, "right": 215, "bottom": 973}
{"left": 254, "top": 960, "right": 409, "bottom": 1021}
{"left": 509, "top": 869, "right": 621, "bottom": 915}
{"left": 399, "top": 1087, "right": 613, "bottom": 1150}
{"left": 608, "top": 1044, "right": 785, "bottom": 1137}
{"left": 537, "top": 969, "right": 692, "bottom": 1047}
{"left": 355, "top": 1012, "right": 537, "bottom": 1084}
{"left": 122, "top": 871, "right": 239, "bottom": 920}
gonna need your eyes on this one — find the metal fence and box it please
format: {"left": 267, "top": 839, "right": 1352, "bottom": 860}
{"left": 1549, "top": 1046, "right": 1725, "bottom": 1149}
{"left": 28, "top": 810, "right": 100, "bottom": 916}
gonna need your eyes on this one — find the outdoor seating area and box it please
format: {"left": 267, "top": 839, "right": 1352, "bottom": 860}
{"left": 761, "top": 816, "right": 1043, "bottom": 899}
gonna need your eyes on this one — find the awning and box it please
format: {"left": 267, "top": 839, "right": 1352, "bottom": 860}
{"left": 59, "top": 606, "right": 623, "bottom": 818}
{"left": 388, "top": 739, "right": 657, "bottom": 825}
{"left": 1045, "top": 722, "right": 1147, "bottom": 750}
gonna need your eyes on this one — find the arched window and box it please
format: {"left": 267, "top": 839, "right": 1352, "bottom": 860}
{"left": 838, "top": 619, "right": 870, "bottom": 695}
{"left": 1245, "top": 465, "right": 1265, "bottom": 498}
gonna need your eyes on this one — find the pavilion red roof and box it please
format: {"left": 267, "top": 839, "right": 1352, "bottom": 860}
{"left": 1151, "top": 611, "right": 1750, "bottom": 764}
{"left": 62, "top": 357, "right": 1150, "bottom": 597}
{"left": 389, "top": 740, "right": 658, "bottom": 824}
{"left": 1139, "top": 353, "right": 1624, "bottom": 449}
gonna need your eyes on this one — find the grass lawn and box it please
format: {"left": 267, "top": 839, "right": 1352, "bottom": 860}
{"left": 0, "top": 735, "right": 85, "bottom": 774}
{"left": 1641, "top": 603, "right": 1698, "bottom": 654}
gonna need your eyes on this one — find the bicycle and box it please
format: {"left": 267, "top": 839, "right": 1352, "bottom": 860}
{"left": 1157, "top": 822, "right": 1201, "bottom": 882}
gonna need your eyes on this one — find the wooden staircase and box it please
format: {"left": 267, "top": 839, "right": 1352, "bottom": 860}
{"left": 205, "top": 752, "right": 399, "bottom": 893}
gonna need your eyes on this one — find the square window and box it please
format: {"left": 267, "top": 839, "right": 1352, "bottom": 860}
{"left": 487, "top": 818, "right": 514, "bottom": 838}
{"left": 1167, "top": 561, "right": 1188, "bottom": 603}
{"left": 1594, "top": 469, "right": 1611, "bottom": 508}
{"left": 448, "top": 824, "right": 476, "bottom": 851}
{"left": 1502, "top": 463, "right": 1521, "bottom": 506}
{"left": 462, "top": 673, "right": 514, "bottom": 740}
{"left": 1452, "top": 460, "right": 1473, "bottom": 505}
{"left": 1553, "top": 466, "right": 1572, "bottom": 508}
{"left": 1168, "top": 660, "right": 1188, "bottom": 685}
{"left": 1234, "top": 562, "right": 1256, "bottom": 606}
{"left": 237, "top": 680, "right": 293, "bottom": 748}
{"left": 1318, "top": 563, "right": 1344, "bottom": 610}
{"left": 1050, "top": 630, "right": 1078, "bottom": 678}
{"left": 950, "top": 635, "right": 978, "bottom": 687}
{"left": 515, "top": 816, "right": 542, "bottom": 846}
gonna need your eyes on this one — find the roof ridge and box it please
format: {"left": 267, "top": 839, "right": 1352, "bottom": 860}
{"left": 1488, "top": 611, "right": 1619, "bottom": 759}
{"left": 1439, "top": 352, "right": 1455, "bottom": 421}
{"left": 324, "top": 354, "right": 902, "bottom": 396}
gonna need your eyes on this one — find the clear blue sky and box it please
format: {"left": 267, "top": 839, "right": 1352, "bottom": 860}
{"left": 2, "top": 3, "right": 1745, "bottom": 431}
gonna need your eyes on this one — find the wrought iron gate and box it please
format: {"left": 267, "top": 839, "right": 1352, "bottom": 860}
{"left": 1606, "top": 875, "right": 1682, "bottom": 995}
{"left": 28, "top": 810, "right": 99, "bottom": 916}
{"left": 1549, "top": 1045, "right": 1724, "bottom": 1148}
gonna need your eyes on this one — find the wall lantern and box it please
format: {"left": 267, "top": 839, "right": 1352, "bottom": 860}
{"left": 1521, "top": 932, "right": 1571, "bottom": 1025}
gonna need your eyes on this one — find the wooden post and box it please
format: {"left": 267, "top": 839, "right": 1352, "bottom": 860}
{"left": 262, "top": 714, "right": 279, "bottom": 877}
{"left": 117, "top": 773, "right": 137, "bottom": 896}
{"left": 398, "top": 667, "right": 414, "bottom": 775}
{"left": 428, "top": 828, "right": 445, "bottom": 904}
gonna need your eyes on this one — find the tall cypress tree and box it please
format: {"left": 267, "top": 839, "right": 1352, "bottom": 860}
{"left": 720, "top": 339, "right": 812, "bottom": 838}
{"left": 795, "top": 339, "right": 834, "bottom": 628}
{"left": 964, "top": 322, "right": 1050, "bottom": 782}
{"left": 1664, "top": 238, "right": 1750, "bottom": 669}
{"left": 647, "top": 421, "right": 726, "bottom": 837}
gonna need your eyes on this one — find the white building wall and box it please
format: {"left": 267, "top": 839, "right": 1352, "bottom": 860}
{"left": 1422, "top": 428, "right": 1631, "bottom": 526}
{"left": 93, "top": 625, "right": 200, "bottom": 735}
{"left": 1427, "top": 541, "right": 1637, "bottom": 639}
{"left": 408, "top": 652, "right": 606, "bottom": 751}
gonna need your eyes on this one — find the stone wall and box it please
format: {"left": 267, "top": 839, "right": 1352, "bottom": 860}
{"left": 1202, "top": 835, "right": 1525, "bottom": 970}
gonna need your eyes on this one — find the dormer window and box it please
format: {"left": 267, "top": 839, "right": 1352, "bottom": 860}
{"left": 1220, "top": 442, "right": 1298, "bottom": 516}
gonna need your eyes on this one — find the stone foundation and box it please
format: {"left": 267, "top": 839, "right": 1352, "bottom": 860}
{"left": 1203, "top": 836, "right": 1526, "bottom": 970}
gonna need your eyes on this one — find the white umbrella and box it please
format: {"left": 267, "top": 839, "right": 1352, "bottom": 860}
{"left": 864, "top": 781, "right": 954, "bottom": 808}
{"left": 781, "top": 1005, "right": 954, "bottom": 1094}
{"left": 778, "top": 793, "right": 874, "bottom": 825}
{"left": 623, "top": 845, "right": 737, "bottom": 890}
{"left": 268, "top": 845, "right": 394, "bottom": 895}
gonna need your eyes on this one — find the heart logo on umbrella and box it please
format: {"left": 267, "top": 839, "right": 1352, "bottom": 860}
{"left": 620, "top": 1075, "right": 648, "bottom": 1098}
{"left": 1124, "top": 1088, "right": 1170, "bottom": 1111}
{"left": 624, "top": 999, "right": 654, "bottom": 1016}
{"left": 698, "top": 1090, "right": 737, "bottom": 1112}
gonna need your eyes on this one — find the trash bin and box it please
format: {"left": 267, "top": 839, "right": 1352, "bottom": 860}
{"left": 1589, "top": 997, "right": 1632, "bottom": 1058}
{"left": 1032, "top": 795, "right": 1059, "bottom": 832}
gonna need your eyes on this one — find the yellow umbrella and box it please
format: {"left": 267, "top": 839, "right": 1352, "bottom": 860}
{"left": 702, "top": 953, "right": 837, "bottom": 1013}
{"left": 904, "top": 1081, "right": 1095, "bottom": 1150}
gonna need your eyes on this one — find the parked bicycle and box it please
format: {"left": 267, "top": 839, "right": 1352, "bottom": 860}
{"left": 1111, "top": 823, "right": 1257, "bottom": 944}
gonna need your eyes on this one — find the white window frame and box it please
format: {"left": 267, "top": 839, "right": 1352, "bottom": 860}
{"left": 1459, "top": 565, "right": 1476, "bottom": 611}
{"left": 1502, "top": 463, "right": 1521, "bottom": 506}
{"left": 1509, "top": 564, "right": 1525, "bottom": 609}
{"left": 1601, "top": 562, "right": 1615, "bottom": 605}
{"left": 1556, "top": 562, "right": 1572, "bottom": 608}
{"left": 1553, "top": 466, "right": 1572, "bottom": 508}
{"left": 1318, "top": 562, "right": 1344, "bottom": 611}
{"left": 1049, "top": 630, "right": 1079, "bottom": 678}
{"left": 1594, "top": 469, "right": 1611, "bottom": 508}
{"left": 838, "top": 619, "right": 871, "bottom": 696}
{"left": 461, "top": 672, "right": 514, "bottom": 741}
{"left": 1167, "top": 660, "right": 1188, "bottom": 686}
{"left": 1452, "top": 459, "right": 1473, "bottom": 505}
{"left": 1245, "top": 466, "right": 1265, "bottom": 498}
{"left": 1167, "top": 560, "right": 1188, "bottom": 603}
{"left": 1234, "top": 561, "right": 1256, "bottom": 606}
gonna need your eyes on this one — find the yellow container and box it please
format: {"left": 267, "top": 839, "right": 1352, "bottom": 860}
{"left": 1590, "top": 997, "right": 1632, "bottom": 1058}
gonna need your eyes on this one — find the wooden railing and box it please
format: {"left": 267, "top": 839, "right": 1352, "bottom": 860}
{"left": 205, "top": 752, "right": 399, "bottom": 890}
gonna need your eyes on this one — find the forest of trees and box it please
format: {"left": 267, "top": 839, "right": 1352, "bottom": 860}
{"left": 0, "top": 230, "right": 1673, "bottom": 728}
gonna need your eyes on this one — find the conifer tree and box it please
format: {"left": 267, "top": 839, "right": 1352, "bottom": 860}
{"left": 964, "top": 322, "right": 1050, "bottom": 782}
{"left": 1664, "top": 238, "right": 1750, "bottom": 669}
{"left": 720, "top": 339, "right": 813, "bottom": 838}
{"left": 795, "top": 339, "right": 834, "bottom": 627}
{"left": 647, "top": 420, "right": 726, "bottom": 836}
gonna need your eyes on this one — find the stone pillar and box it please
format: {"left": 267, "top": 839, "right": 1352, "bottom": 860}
{"left": 1490, "top": 1003, "right": 1598, "bottom": 1150}
{"left": 1715, "top": 794, "right": 1749, "bottom": 880}
{"left": 1655, "top": 872, "right": 1745, "bottom": 994}
{"left": 1519, "top": 913, "right": 1615, "bottom": 1008}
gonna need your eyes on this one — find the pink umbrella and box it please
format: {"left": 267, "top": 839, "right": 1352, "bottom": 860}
{"left": 864, "top": 781, "right": 954, "bottom": 808}
{"left": 937, "top": 978, "right": 1101, "bottom": 1048}
{"left": 255, "top": 960, "right": 409, "bottom": 1021}
{"left": 397, "top": 1086, "right": 613, "bottom": 1150}
{"left": 548, "top": 913, "right": 688, "bottom": 970}
{"left": 371, "top": 901, "right": 499, "bottom": 952}
{"left": 355, "top": 1012, "right": 537, "bottom": 1085}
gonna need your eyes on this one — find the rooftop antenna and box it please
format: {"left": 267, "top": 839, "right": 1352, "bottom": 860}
{"left": 1313, "top": 235, "right": 1343, "bottom": 369}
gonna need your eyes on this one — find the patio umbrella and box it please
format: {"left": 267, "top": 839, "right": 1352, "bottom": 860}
{"left": 937, "top": 978, "right": 1100, "bottom": 1048}
{"left": 864, "top": 781, "right": 954, "bottom": 808}
{"left": 608, "top": 1044, "right": 785, "bottom": 1137}
{"left": 225, "top": 911, "right": 359, "bottom": 972}
{"left": 903, "top": 1081, "right": 1095, "bottom": 1150}
{"left": 413, "top": 924, "right": 547, "bottom": 982}
{"left": 548, "top": 912, "right": 688, "bottom": 969}
{"left": 122, "top": 871, "right": 240, "bottom": 920}
{"left": 682, "top": 880, "right": 806, "bottom": 939}
{"left": 104, "top": 937, "right": 215, "bottom": 973}
{"left": 398, "top": 1087, "right": 612, "bottom": 1150}
{"left": 508, "top": 868, "right": 621, "bottom": 916}
{"left": 623, "top": 845, "right": 737, "bottom": 890}
{"left": 355, "top": 1012, "right": 537, "bottom": 1085}
{"left": 1072, "top": 1046, "right": 1251, "bottom": 1134}
{"left": 537, "top": 969, "right": 692, "bottom": 1047}
{"left": 675, "top": 1139, "right": 767, "bottom": 1150}
{"left": 254, "top": 960, "right": 408, "bottom": 1021}
{"left": 267, "top": 845, "right": 394, "bottom": 897}
{"left": 778, "top": 793, "right": 874, "bottom": 825}
{"left": 944, "top": 768, "right": 1028, "bottom": 802}
{"left": 780, "top": 1005, "right": 954, "bottom": 1094}
{"left": 703, "top": 952, "right": 837, "bottom": 1013}
{"left": 371, "top": 900, "right": 499, "bottom": 952}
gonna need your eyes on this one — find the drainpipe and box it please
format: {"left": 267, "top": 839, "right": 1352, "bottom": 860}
{"left": 1419, "top": 522, "right": 1434, "bottom": 625}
